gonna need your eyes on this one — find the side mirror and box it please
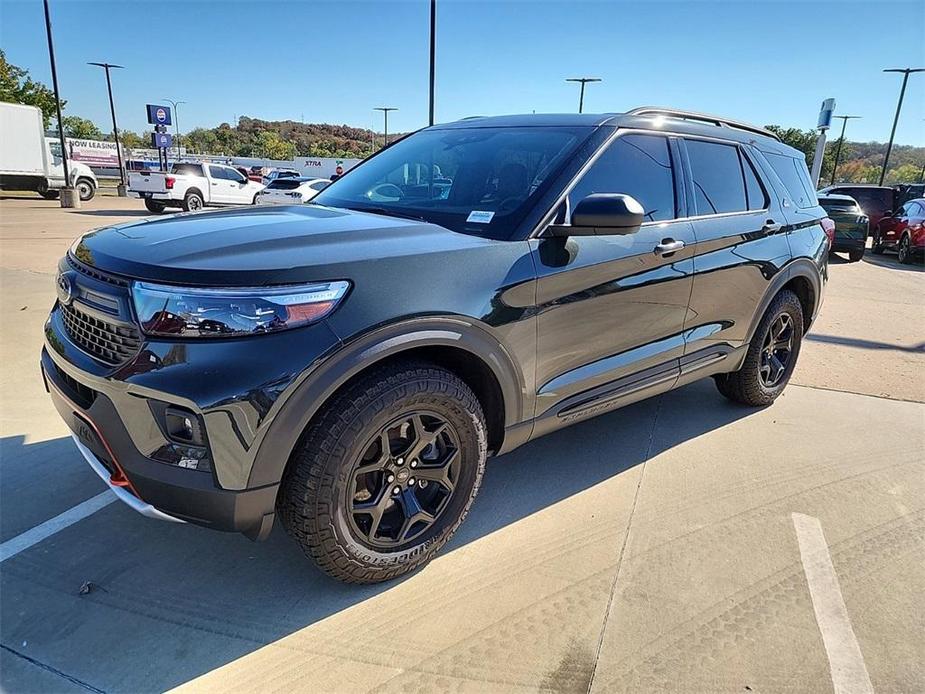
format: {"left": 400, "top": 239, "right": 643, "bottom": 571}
{"left": 546, "top": 193, "right": 645, "bottom": 237}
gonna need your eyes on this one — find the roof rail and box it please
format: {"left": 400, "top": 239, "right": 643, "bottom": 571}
{"left": 627, "top": 107, "right": 781, "bottom": 142}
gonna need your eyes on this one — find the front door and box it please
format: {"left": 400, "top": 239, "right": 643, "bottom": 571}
{"left": 531, "top": 132, "right": 695, "bottom": 431}
{"left": 208, "top": 165, "right": 235, "bottom": 204}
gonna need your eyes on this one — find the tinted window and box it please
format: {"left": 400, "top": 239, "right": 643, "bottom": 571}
{"left": 833, "top": 188, "right": 893, "bottom": 217}
{"left": 309, "top": 180, "right": 329, "bottom": 191}
{"left": 313, "top": 126, "right": 589, "bottom": 240}
{"left": 267, "top": 179, "right": 303, "bottom": 190}
{"left": 227, "top": 168, "right": 247, "bottom": 184}
{"left": 687, "top": 140, "right": 747, "bottom": 214}
{"left": 741, "top": 151, "right": 768, "bottom": 210}
{"left": 172, "top": 163, "right": 203, "bottom": 177}
{"left": 208, "top": 165, "right": 228, "bottom": 180}
{"left": 568, "top": 134, "right": 676, "bottom": 222}
{"left": 766, "top": 153, "right": 816, "bottom": 209}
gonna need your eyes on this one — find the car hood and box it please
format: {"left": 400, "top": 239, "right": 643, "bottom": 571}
{"left": 72, "top": 205, "right": 499, "bottom": 285}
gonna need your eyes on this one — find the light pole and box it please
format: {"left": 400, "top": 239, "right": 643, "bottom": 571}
{"left": 878, "top": 68, "right": 924, "bottom": 186}
{"left": 374, "top": 107, "right": 397, "bottom": 148}
{"left": 163, "top": 98, "right": 186, "bottom": 163}
{"left": 42, "top": 0, "right": 77, "bottom": 207}
{"left": 566, "top": 77, "right": 601, "bottom": 114}
{"left": 88, "top": 62, "right": 126, "bottom": 196}
{"left": 428, "top": 0, "right": 436, "bottom": 126}
{"left": 829, "top": 115, "right": 862, "bottom": 186}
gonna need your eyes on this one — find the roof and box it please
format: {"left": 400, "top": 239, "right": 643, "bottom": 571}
{"left": 436, "top": 108, "right": 793, "bottom": 153}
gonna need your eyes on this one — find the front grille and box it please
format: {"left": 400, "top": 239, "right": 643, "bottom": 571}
{"left": 53, "top": 363, "right": 97, "bottom": 409}
{"left": 61, "top": 303, "right": 141, "bottom": 366}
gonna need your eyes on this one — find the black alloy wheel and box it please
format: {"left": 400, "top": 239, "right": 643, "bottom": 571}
{"left": 898, "top": 235, "right": 912, "bottom": 264}
{"left": 348, "top": 412, "right": 461, "bottom": 548}
{"left": 759, "top": 313, "right": 794, "bottom": 388}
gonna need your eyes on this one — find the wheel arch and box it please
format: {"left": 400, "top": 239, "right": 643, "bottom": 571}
{"left": 247, "top": 318, "right": 526, "bottom": 489}
{"left": 745, "top": 258, "right": 821, "bottom": 344}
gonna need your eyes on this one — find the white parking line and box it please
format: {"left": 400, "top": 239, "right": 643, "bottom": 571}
{"left": 792, "top": 513, "right": 874, "bottom": 694}
{"left": 0, "top": 491, "right": 115, "bottom": 563}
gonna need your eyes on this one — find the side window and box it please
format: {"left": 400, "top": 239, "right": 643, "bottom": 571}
{"left": 209, "top": 165, "right": 227, "bottom": 180}
{"left": 568, "top": 134, "right": 676, "bottom": 222}
{"left": 686, "top": 140, "right": 747, "bottom": 215}
{"left": 740, "top": 151, "right": 768, "bottom": 210}
{"left": 227, "top": 168, "right": 247, "bottom": 184}
{"left": 765, "top": 152, "right": 815, "bottom": 209}
{"left": 310, "top": 180, "right": 329, "bottom": 191}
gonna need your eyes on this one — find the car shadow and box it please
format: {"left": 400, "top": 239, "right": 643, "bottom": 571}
{"left": 805, "top": 333, "right": 925, "bottom": 353}
{"left": 0, "top": 379, "right": 758, "bottom": 691}
{"left": 861, "top": 253, "right": 925, "bottom": 272}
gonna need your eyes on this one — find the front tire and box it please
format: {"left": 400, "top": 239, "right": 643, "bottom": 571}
{"left": 871, "top": 230, "right": 884, "bottom": 254}
{"left": 715, "top": 289, "right": 804, "bottom": 407}
{"left": 75, "top": 178, "right": 95, "bottom": 201}
{"left": 848, "top": 247, "right": 865, "bottom": 262}
{"left": 279, "top": 361, "right": 487, "bottom": 583}
{"left": 897, "top": 234, "right": 913, "bottom": 264}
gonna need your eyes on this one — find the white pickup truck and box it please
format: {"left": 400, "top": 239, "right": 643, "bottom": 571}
{"left": 128, "top": 162, "right": 265, "bottom": 213}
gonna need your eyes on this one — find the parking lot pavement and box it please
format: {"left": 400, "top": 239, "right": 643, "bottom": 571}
{"left": 1, "top": 195, "right": 923, "bottom": 693}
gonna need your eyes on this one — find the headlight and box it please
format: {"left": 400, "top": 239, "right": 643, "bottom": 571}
{"left": 131, "top": 280, "right": 350, "bottom": 338}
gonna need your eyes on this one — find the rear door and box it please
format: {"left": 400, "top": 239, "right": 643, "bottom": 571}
{"left": 680, "top": 138, "right": 792, "bottom": 361}
{"left": 531, "top": 132, "right": 695, "bottom": 428}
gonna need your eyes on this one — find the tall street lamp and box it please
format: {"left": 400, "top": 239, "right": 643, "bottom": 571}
{"left": 375, "top": 107, "right": 397, "bottom": 148}
{"left": 163, "top": 98, "right": 186, "bottom": 162}
{"left": 42, "top": 0, "right": 77, "bottom": 207}
{"left": 88, "top": 62, "right": 126, "bottom": 196}
{"left": 566, "top": 77, "right": 601, "bottom": 114}
{"left": 829, "top": 115, "right": 862, "bottom": 186}
{"left": 878, "top": 68, "right": 924, "bottom": 185}
{"left": 428, "top": 0, "right": 436, "bottom": 126}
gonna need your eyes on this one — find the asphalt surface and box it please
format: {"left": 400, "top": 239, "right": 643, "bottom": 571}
{"left": 1, "top": 194, "right": 923, "bottom": 693}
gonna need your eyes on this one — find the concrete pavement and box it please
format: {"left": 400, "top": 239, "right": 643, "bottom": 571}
{"left": 1, "top": 195, "right": 922, "bottom": 693}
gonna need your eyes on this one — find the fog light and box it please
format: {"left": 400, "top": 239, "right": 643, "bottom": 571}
{"left": 164, "top": 406, "right": 204, "bottom": 446}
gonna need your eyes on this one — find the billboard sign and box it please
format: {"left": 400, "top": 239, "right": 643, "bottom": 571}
{"left": 146, "top": 104, "right": 172, "bottom": 126}
{"left": 151, "top": 132, "right": 173, "bottom": 149}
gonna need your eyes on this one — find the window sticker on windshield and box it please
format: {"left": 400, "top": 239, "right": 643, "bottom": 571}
{"left": 466, "top": 210, "right": 495, "bottom": 224}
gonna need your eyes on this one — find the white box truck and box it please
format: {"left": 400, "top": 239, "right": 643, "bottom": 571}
{"left": 0, "top": 101, "right": 98, "bottom": 201}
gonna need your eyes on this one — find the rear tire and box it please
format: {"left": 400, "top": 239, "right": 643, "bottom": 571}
{"left": 279, "top": 360, "right": 487, "bottom": 583}
{"left": 714, "top": 289, "right": 804, "bottom": 407}
{"left": 144, "top": 199, "right": 167, "bottom": 214}
{"left": 182, "top": 190, "right": 204, "bottom": 212}
{"left": 848, "top": 248, "right": 864, "bottom": 262}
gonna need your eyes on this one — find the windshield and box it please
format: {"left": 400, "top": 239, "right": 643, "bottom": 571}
{"left": 267, "top": 179, "right": 307, "bottom": 190}
{"left": 312, "top": 126, "right": 591, "bottom": 239}
{"left": 820, "top": 198, "right": 858, "bottom": 210}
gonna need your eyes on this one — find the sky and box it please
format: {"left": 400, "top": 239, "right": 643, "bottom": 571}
{"left": 1, "top": 0, "right": 923, "bottom": 145}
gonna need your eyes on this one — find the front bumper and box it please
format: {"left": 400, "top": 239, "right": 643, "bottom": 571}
{"left": 43, "top": 347, "right": 281, "bottom": 539}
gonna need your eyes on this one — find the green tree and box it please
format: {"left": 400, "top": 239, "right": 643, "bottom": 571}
{"left": 254, "top": 130, "right": 296, "bottom": 160}
{"left": 0, "top": 49, "right": 63, "bottom": 128}
{"left": 61, "top": 115, "right": 103, "bottom": 139}
{"left": 885, "top": 163, "right": 922, "bottom": 184}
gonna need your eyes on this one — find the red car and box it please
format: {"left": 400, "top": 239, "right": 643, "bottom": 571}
{"left": 871, "top": 197, "right": 925, "bottom": 264}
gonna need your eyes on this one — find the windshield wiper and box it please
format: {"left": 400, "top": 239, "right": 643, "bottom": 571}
{"left": 343, "top": 205, "right": 429, "bottom": 223}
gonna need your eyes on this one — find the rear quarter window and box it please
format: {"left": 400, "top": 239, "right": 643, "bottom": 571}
{"left": 765, "top": 152, "right": 817, "bottom": 209}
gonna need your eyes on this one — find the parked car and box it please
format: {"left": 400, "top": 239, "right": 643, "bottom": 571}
{"left": 871, "top": 197, "right": 925, "bottom": 264}
{"left": 255, "top": 177, "right": 330, "bottom": 205}
{"left": 248, "top": 165, "right": 265, "bottom": 182}
{"left": 128, "top": 162, "right": 265, "bottom": 213}
{"left": 42, "top": 108, "right": 828, "bottom": 583}
{"left": 0, "top": 102, "right": 98, "bottom": 201}
{"left": 262, "top": 168, "right": 301, "bottom": 185}
{"left": 818, "top": 194, "right": 868, "bottom": 261}
{"left": 818, "top": 184, "right": 895, "bottom": 232}
{"left": 894, "top": 183, "right": 925, "bottom": 208}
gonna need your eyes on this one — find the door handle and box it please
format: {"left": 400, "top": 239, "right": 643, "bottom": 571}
{"left": 762, "top": 219, "right": 782, "bottom": 234}
{"left": 654, "top": 239, "right": 685, "bottom": 256}
{"left": 212, "top": 182, "right": 219, "bottom": 186}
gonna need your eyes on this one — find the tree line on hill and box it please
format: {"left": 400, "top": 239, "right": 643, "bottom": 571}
{"left": 3, "top": 50, "right": 923, "bottom": 183}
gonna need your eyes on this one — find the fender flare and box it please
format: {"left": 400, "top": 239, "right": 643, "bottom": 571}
{"left": 247, "top": 316, "right": 527, "bottom": 488}
{"left": 744, "top": 257, "right": 822, "bottom": 344}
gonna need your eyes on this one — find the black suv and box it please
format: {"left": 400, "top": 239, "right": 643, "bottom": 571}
{"left": 43, "top": 108, "right": 828, "bottom": 583}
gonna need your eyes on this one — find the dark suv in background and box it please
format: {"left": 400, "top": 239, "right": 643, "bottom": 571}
{"left": 42, "top": 108, "right": 828, "bottom": 583}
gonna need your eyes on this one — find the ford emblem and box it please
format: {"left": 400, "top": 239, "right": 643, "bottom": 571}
{"left": 56, "top": 271, "right": 76, "bottom": 305}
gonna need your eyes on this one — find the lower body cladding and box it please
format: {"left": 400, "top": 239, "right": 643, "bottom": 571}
{"left": 41, "top": 347, "right": 280, "bottom": 540}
